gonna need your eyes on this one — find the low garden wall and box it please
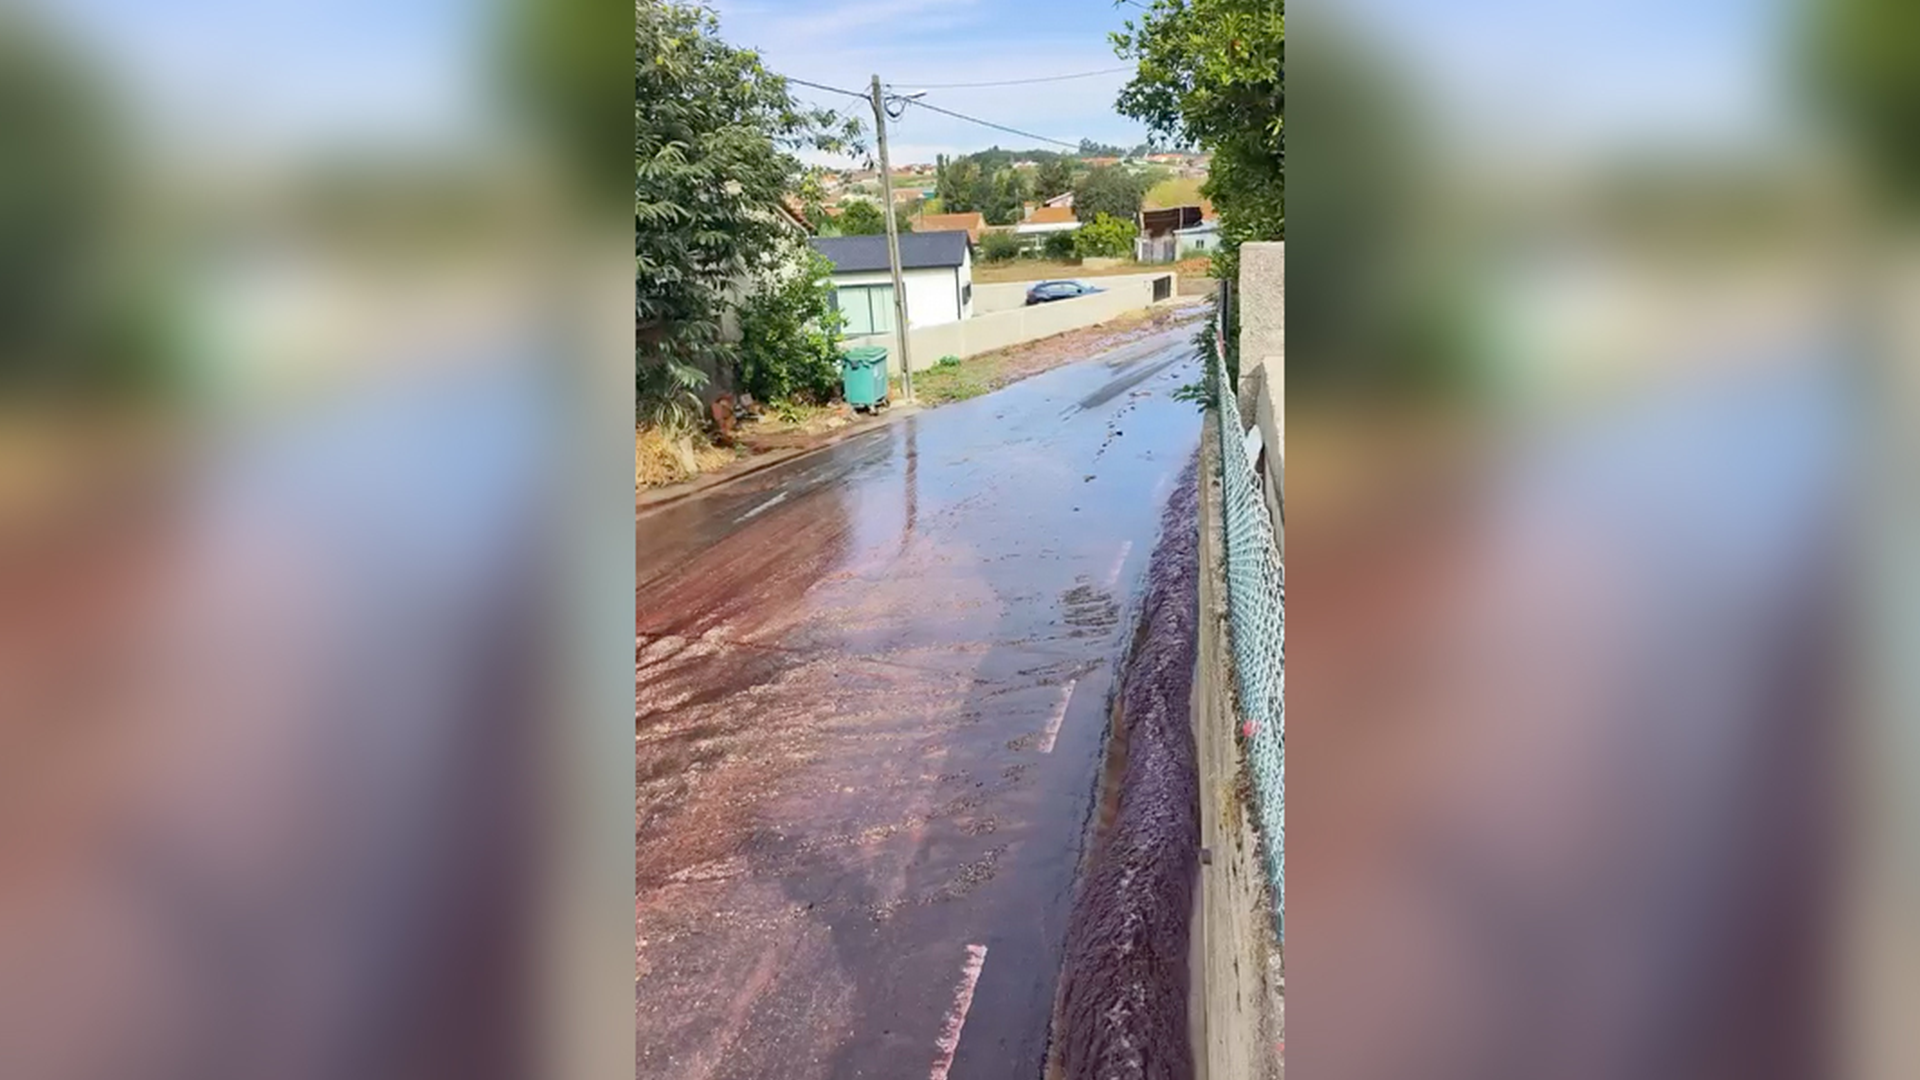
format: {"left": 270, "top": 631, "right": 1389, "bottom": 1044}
{"left": 972, "top": 272, "right": 1184, "bottom": 315}
{"left": 847, "top": 272, "right": 1178, "bottom": 373}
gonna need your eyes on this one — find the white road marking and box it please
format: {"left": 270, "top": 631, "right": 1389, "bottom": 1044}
{"left": 929, "top": 944, "right": 989, "bottom": 1080}
{"left": 1151, "top": 470, "right": 1173, "bottom": 504}
{"left": 1104, "top": 541, "right": 1133, "bottom": 588}
{"left": 736, "top": 490, "right": 790, "bottom": 522}
{"left": 1037, "top": 679, "right": 1078, "bottom": 754}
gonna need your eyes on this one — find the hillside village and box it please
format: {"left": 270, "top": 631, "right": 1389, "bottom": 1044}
{"left": 798, "top": 143, "right": 1217, "bottom": 267}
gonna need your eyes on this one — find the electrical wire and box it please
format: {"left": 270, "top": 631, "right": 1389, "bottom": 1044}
{"left": 780, "top": 75, "right": 870, "bottom": 101}
{"left": 904, "top": 66, "right": 1132, "bottom": 90}
{"left": 777, "top": 72, "right": 1084, "bottom": 151}
{"left": 900, "top": 97, "right": 1080, "bottom": 150}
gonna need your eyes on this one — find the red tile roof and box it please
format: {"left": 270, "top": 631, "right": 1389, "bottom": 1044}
{"left": 911, "top": 211, "right": 986, "bottom": 242}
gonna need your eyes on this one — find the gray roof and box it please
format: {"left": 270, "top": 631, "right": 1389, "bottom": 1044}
{"left": 810, "top": 230, "right": 970, "bottom": 273}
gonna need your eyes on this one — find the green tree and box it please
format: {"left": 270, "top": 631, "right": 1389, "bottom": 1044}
{"left": 1113, "top": 0, "right": 1283, "bottom": 257}
{"left": 1073, "top": 213, "right": 1138, "bottom": 259}
{"left": 1811, "top": 0, "right": 1920, "bottom": 205}
{"left": 837, "top": 200, "right": 887, "bottom": 235}
{"left": 1113, "top": 0, "right": 1282, "bottom": 388}
{"left": 0, "top": 15, "right": 170, "bottom": 397}
{"left": 1035, "top": 157, "right": 1075, "bottom": 200}
{"left": 1072, "top": 166, "right": 1149, "bottom": 223}
{"left": 834, "top": 199, "right": 909, "bottom": 236}
{"left": 981, "top": 167, "right": 1031, "bottom": 225}
{"left": 736, "top": 250, "right": 845, "bottom": 403}
{"left": 935, "top": 154, "right": 983, "bottom": 213}
{"left": 1042, "top": 229, "right": 1078, "bottom": 260}
{"left": 636, "top": 0, "right": 860, "bottom": 425}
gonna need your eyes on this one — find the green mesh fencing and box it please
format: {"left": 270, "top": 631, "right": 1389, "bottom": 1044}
{"left": 1212, "top": 334, "right": 1284, "bottom": 940}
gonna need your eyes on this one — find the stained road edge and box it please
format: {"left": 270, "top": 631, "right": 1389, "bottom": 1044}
{"left": 1049, "top": 452, "right": 1203, "bottom": 1080}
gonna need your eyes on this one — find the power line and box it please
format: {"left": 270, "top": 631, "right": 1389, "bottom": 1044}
{"left": 780, "top": 75, "right": 869, "bottom": 101}
{"left": 905, "top": 66, "right": 1132, "bottom": 90}
{"left": 776, "top": 72, "right": 1083, "bottom": 152}
{"left": 901, "top": 97, "right": 1080, "bottom": 150}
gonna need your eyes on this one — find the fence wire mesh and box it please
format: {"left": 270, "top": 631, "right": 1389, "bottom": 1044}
{"left": 1212, "top": 318, "right": 1285, "bottom": 939}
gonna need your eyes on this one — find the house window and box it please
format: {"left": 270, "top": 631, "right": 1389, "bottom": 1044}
{"left": 961, "top": 282, "right": 972, "bottom": 307}
{"left": 834, "top": 285, "right": 896, "bottom": 336}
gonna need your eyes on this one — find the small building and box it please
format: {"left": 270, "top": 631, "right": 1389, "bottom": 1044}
{"left": 912, "top": 211, "right": 987, "bottom": 243}
{"left": 810, "top": 230, "right": 975, "bottom": 336}
{"left": 1174, "top": 219, "right": 1221, "bottom": 257}
{"left": 1042, "top": 191, "right": 1075, "bottom": 210}
{"left": 1140, "top": 204, "right": 1208, "bottom": 239}
{"left": 1014, "top": 205, "right": 1081, "bottom": 235}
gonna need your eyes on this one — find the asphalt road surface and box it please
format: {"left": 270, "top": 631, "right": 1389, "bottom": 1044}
{"left": 636, "top": 327, "right": 1202, "bottom": 1079}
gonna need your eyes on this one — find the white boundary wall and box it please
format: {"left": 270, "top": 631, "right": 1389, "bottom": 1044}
{"left": 971, "top": 271, "right": 1180, "bottom": 315}
{"left": 848, "top": 272, "right": 1177, "bottom": 373}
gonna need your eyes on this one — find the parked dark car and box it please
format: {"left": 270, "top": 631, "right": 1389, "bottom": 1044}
{"left": 1024, "top": 280, "right": 1103, "bottom": 305}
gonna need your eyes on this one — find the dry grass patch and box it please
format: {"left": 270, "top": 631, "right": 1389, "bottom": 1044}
{"left": 637, "top": 426, "right": 737, "bottom": 489}
{"left": 1145, "top": 176, "right": 1205, "bottom": 208}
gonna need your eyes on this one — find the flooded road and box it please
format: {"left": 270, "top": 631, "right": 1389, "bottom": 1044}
{"left": 636, "top": 326, "right": 1202, "bottom": 1079}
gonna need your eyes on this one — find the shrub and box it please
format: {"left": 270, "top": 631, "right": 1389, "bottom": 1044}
{"left": 1042, "top": 229, "right": 1078, "bottom": 260}
{"left": 979, "top": 230, "right": 1024, "bottom": 263}
{"left": 1073, "top": 213, "right": 1138, "bottom": 259}
{"left": 937, "top": 354, "right": 961, "bottom": 368}
{"left": 735, "top": 250, "right": 846, "bottom": 403}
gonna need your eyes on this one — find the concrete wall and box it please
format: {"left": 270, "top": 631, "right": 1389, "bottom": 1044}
{"left": 972, "top": 272, "right": 1181, "bottom": 316}
{"left": 1237, "top": 242, "right": 1283, "bottom": 538}
{"left": 1238, "top": 242, "right": 1284, "bottom": 384}
{"left": 846, "top": 271, "right": 1177, "bottom": 373}
{"left": 1192, "top": 423, "right": 1285, "bottom": 1080}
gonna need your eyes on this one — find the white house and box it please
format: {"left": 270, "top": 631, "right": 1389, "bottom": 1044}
{"left": 1174, "top": 219, "right": 1222, "bottom": 257}
{"left": 810, "top": 231, "right": 975, "bottom": 335}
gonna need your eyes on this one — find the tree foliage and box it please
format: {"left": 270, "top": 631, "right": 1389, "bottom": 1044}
{"left": 735, "top": 250, "right": 845, "bottom": 404}
{"left": 835, "top": 197, "right": 911, "bottom": 236}
{"left": 1073, "top": 213, "right": 1138, "bottom": 259}
{"left": 1072, "top": 166, "right": 1149, "bottom": 223}
{"left": 1811, "top": 0, "right": 1920, "bottom": 204}
{"left": 1035, "top": 157, "right": 1075, "bottom": 200}
{"left": 636, "top": 0, "right": 860, "bottom": 423}
{"left": 1113, "top": 0, "right": 1284, "bottom": 256}
{"left": 0, "top": 16, "right": 169, "bottom": 397}
{"left": 935, "top": 151, "right": 1034, "bottom": 225}
{"left": 837, "top": 200, "right": 887, "bottom": 235}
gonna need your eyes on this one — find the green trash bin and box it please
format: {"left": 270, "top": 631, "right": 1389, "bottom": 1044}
{"left": 841, "top": 346, "right": 891, "bottom": 411}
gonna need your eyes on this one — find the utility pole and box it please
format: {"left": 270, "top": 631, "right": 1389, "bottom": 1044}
{"left": 870, "top": 74, "right": 914, "bottom": 403}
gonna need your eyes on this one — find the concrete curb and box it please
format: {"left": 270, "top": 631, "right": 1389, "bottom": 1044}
{"left": 637, "top": 404, "right": 921, "bottom": 516}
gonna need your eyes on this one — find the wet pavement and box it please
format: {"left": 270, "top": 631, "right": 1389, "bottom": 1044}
{"left": 636, "top": 326, "right": 1202, "bottom": 1079}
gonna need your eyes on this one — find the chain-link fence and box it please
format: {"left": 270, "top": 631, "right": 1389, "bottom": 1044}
{"left": 1211, "top": 295, "right": 1285, "bottom": 940}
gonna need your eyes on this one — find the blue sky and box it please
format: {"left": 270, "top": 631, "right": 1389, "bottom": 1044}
{"left": 706, "top": 0, "right": 1154, "bottom": 164}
